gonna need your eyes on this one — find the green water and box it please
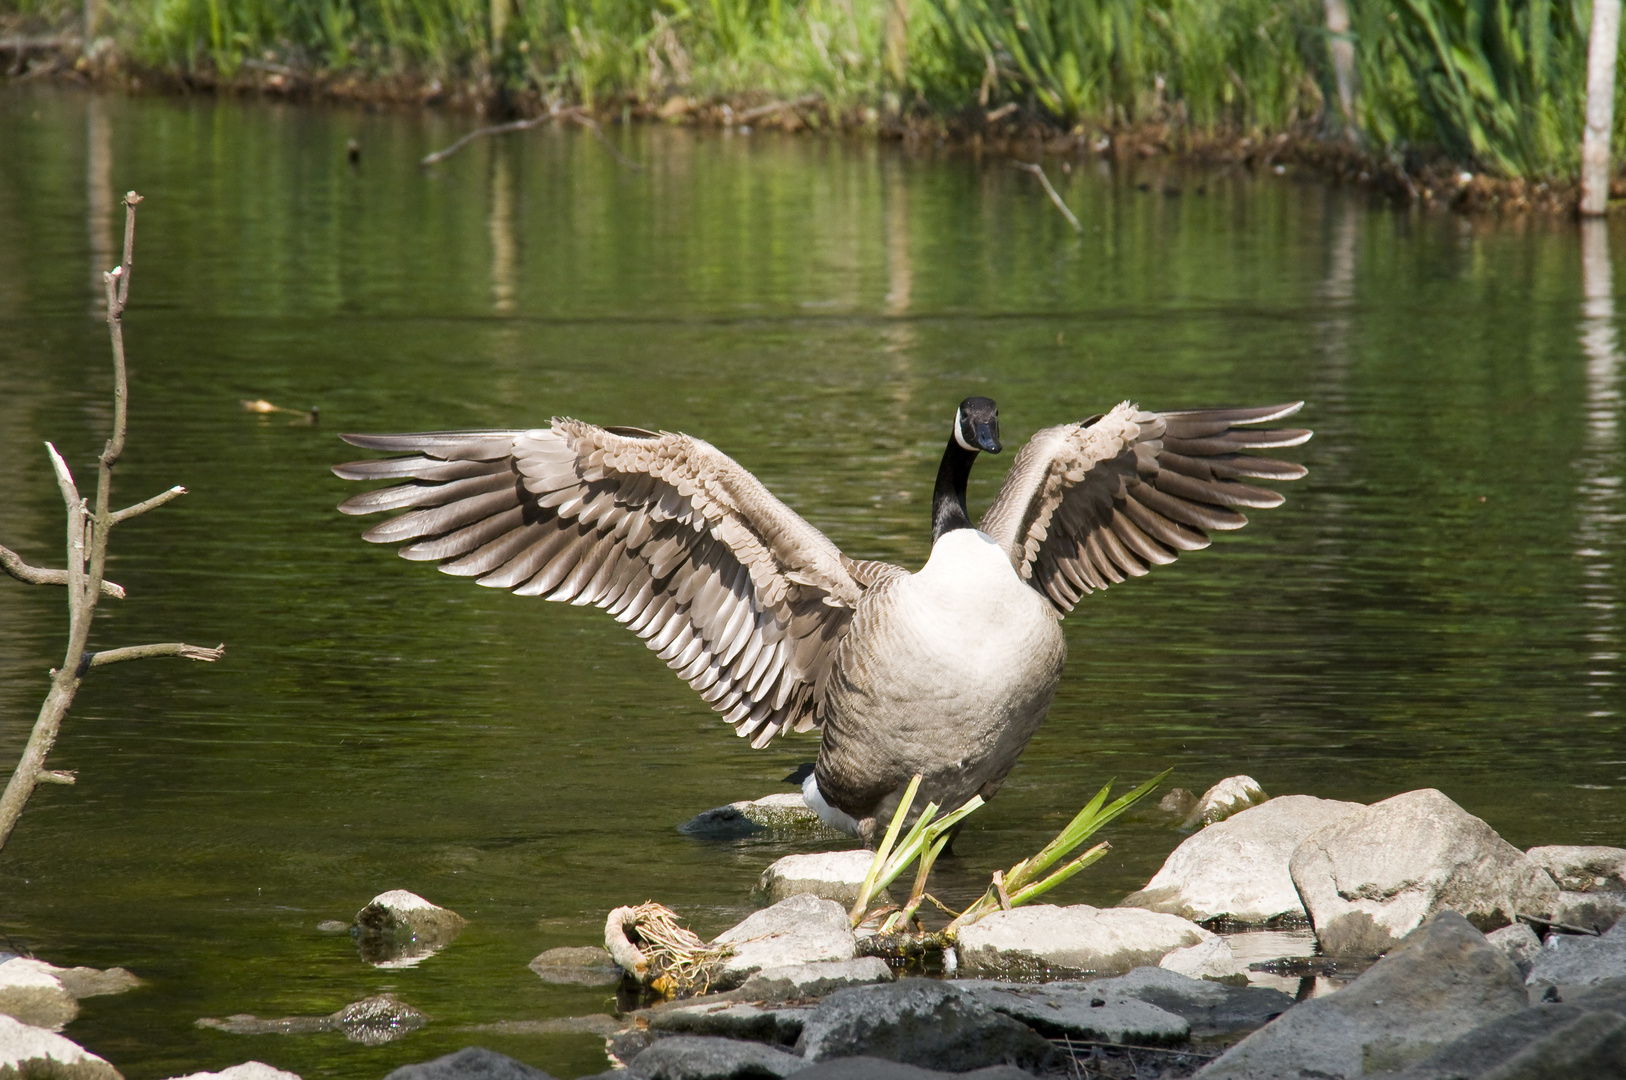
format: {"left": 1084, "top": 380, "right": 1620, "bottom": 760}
{"left": 1, "top": 85, "right": 1622, "bottom": 1079}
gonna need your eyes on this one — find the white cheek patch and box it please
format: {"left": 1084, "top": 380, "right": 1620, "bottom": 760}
{"left": 953, "top": 406, "right": 977, "bottom": 452}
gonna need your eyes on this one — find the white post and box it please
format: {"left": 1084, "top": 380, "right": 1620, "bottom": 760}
{"left": 1582, "top": 0, "right": 1621, "bottom": 216}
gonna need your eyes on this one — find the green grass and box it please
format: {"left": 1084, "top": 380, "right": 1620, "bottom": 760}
{"left": 10, "top": 0, "right": 1626, "bottom": 180}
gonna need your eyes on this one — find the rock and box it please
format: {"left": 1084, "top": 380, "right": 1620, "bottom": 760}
{"left": 316, "top": 920, "right": 350, "bottom": 933}
{"left": 1122, "top": 795, "right": 1364, "bottom": 925}
{"left": 1181, "top": 776, "right": 1268, "bottom": 830}
{"left": 0, "top": 957, "right": 78, "bottom": 1030}
{"left": 1081, "top": 966, "right": 1295, "bottom": 1039}
{"left": 164, "top": 1065, "right": 302, "bottom": 1080}
{"left": 788, "top": 1062, "right": 1034, "bottom": 1080}
{"left": 381, "top": 1047, "right": 557, "bottom": 1080}
{"left": 955, "top": 904, "right": 1212, "bottom": 979}
{"left": 1158, "top": 936, "right": 1247, "bottom": 982}
{"left": 355, "top": 890, "right": 467, "bottom": 967}
{"left": 196, "top": 993, "right": 426, "bottom": 1045}
{"left": 1525, "top": 918, "right": 1626, "bottom": 990}
{"left": 1222, "top": 928, "right": 1318, "bottom": 995}
{"left": 1551, "top": 890, "right": 1626, "bottom": 935}
{"left": 1157, "top": 788, "right": 1199, "bottom": 819}
{"left": 627, "top": 1035, "right": 803, "bottom": 1079}
{"left": 955, "top": 980, "right": 1189, "bottom": 1044}
{"left": 1474, "top": 1010, "right": 1626, "bottom": 1080}
{"left": 711, "top": 894, "right": 856, "bottom": 987}
{"left": 739, "top": 957, "right": 894, "bottom": 1000}
{"left": 794, "top": 978, "right": 1055, "bottom": 1072}
{"left": 527, "top": 946, "right": 621, "bottom": 986}
{"left": 679, "top": 794, "right": 842, "bottom": 840}
{"left": 1526, "top": 845, "right": 1626, "bottom": 893}
{"left": 0, "top": 1013, "right": 121, "bottom": 1080}
{"left": 752, "top": 851, "right": 881, "bottom": 907}
{"left": 1288, "top": 789, "right": 1559, "bottom": 956}
{"left": 646, "top": 999, "right": 811, "bottom": 1044}
{"left": 1486, "top": 923, "right": 1544, "bottom": 979}
{"left": 1196, "top": 911, "right": 1529, "bottom": 1079}
{"left": 54, "top": 966, "right": 141, "bottom": 1000}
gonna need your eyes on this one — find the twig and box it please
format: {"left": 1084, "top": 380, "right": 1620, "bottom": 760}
{"left": 1013, "top": 161, "right": 1083, "bottom": 234}
{"left": 736, "top": 94, "right": 820, "bottom": 122}
{"left": 86, "top": 643, "right": 226, "bottom": 667}
{"left": 109, "top": 486, "right": 186, "bottom": 525}
{"left": 0, "top": 545, "right": 125, "bottom": 598}
{"left": 420, "top": 105, "right": 643, "bottom": 171}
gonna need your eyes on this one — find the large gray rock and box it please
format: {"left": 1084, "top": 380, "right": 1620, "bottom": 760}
{"left": 355, "top": 890, "right": 467, "bottom": 967}
{"left": 1081, "top": 966, "right": 1295, "bottom": 1039}
{"left": 1525, "top": 917, "right": 1626, "bottom": 990}
{"left": 955, "top": 904, "right": 1212, "bottom": 979}
{"left": 678, "top": 794, "right": 842, "bottom": 840}
{"left": 527, "top": 946, "right": 621, "bottom": 986}
{"left": 1375, "top": 978, "right": 1626, "bottom": 1080}
{"left": 739, "top": 958, "right": 893, "bottom": 1000}
{"left": 0, "top": 1013, "right": 121, "bottom": 1080}
{"left": 382, "top": 1047, "right": 556, "bottom": 1080}
{"left": 0, "top": 957, "right": 78, "bottom": 1030}
{"left": 1180, "top": 775, "right": 1269, "bottom": 830}
{"left": 53, "top": 965, "right": 141, "bottom": 1000}
{"left": 1123, "top": 795, "right": 1364, "bottom": 925}
{"left": 711, "top": 894, "right": 856, "bottom": 986}
{"left": 1196, "top": 911, "right": 1529, "bottom": 1079}
{"left": 1485, "top": 922, "right": 1543, "bottom": 979}
{"left": 165, "top": 1066, "right": 302, "bottom": 1080}
{"left": 954, "top": 980, "right": 1189, "bottom": 1044}
{"left": 645, "top": 999, "right": 812, "bottom": 1044}
{"left": 787, "top": 1062, "right": 1033, "bottom": 1080}
{"left": 752, "top": 851, "right": 880, "bottom": 908}
{"left": 1289, "top": 789, "right": 1559, "bottom": 956}
{"left": 1529, "top": 845, "right": 1626, "bottom": 935}
{"left": 627, "top": 1035, "right": 803, "bottom": 1079}
{"left": 794, "top": 978, "right": 1055, "bottom": 1072}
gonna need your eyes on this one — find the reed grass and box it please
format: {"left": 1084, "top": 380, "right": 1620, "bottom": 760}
{"left": 25, "top": 0, "right": 1626, "bottom": 182}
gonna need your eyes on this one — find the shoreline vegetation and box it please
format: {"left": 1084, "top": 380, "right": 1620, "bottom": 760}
{"left": 3, "top": 0, "right": 1625, "bottom": 213}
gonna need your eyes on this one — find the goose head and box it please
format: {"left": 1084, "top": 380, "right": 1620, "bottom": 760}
{"left": 934, "top": 396, "right": 1002, "bottom": 542}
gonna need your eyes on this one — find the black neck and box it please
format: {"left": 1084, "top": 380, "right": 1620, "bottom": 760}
{"left": 932, "top": 439, "right": 978, "bottom": 543}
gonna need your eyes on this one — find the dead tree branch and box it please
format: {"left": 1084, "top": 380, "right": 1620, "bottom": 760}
{"left": 420, "top": 104, "right": 643, "bottom": 171}
{"left": 1013, "top": 161, "right": 1083, "bottom": 234}
{"left": 0, "top": 192, "right": 222, "bottom": 853}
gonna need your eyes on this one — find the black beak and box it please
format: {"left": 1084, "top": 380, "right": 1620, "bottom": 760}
{"left": 972, "top": 418, "right": 1001, "bottom": 454}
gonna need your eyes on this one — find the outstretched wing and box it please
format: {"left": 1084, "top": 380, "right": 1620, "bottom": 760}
{"left": 978, "top": 402, "right": 1310, "bottom": 614}
{"left": 333, "top": 420, "right": 879, "bottom": 747}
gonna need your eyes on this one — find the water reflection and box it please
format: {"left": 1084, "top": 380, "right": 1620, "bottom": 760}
{"left": 86, "top": 93, "right": 113, "bottom": 310}
{"left": 1577, "top": 219, "right": 1622, "bottom": 716}
{"left": 489, "top": 145, "right": 519, "bottom": 314}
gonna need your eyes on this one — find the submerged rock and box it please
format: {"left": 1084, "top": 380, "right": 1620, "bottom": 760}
{"left": 0, "top": 1012, "right": 121, "bottom": 1080}
{"left": 197, "top": 993, "right": 427, "bottom": 1045}
{"left": 627, "top": 1034, "right": 803, "bottom": 1079}
{"left": 1123, "top": 794, "right": 1363, "bottom": 925}
{"left": 382, "top": 1047, "right": 556, "bottom": 1080}
{"left": 794, "top": 978, "right": 1055, "bottom": 1072}
{"left": 711, "top": 894, "right": 856, "bottom": 987}
{"left": 0, "top": 957, "right": 78, "bottom": 1031}
{"left": 955, "top": 904, "right": 1212, "bottom": 980}
{"left": 679, "top": 794, "right": 842, "bottom": 840}
{"left": 1289, "top": 788, "right": 1558, "bottom": 956}
{"left": 752, "top": 851, "right": 880, "bottom": 908}
{"left": 355, "top": 890, "right": 467, "bottom": 968}
{"left": 528, "top": 946, "right": 622, "bottom": 986}
{"left": 1196, "top": 911, "right": 1529, "bottom": 1079}
{"left": 163, "top": 1065, "right": 302, "bottom": 1080}
{"left": 1180, "top": 776, "right": 1269, "bottom": 830}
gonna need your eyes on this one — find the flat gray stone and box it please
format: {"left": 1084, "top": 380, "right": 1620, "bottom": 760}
{"left": 794, "top": 978, "right": 1054, "bottom": 1072}
{"left": 1196, "top": 911, "right": 1529, "bottom": 1079}
{"left": 645, "top": 1000, "right": 812, "bottom": 1044}
{"left": 527, "top": 946, "right": 621, "bottom": 986}
{"left": 1289, "top": 789, "right": 1559, "bottom": 956}
{"left": 955, "top": 980, "right": 1189, "bottom": 1044}
{"left": 679, "top": 794, "right": 843, "bottom": 840}
{"left": 752, "top": 851, "right": 880, "bottom": 907}
{"left": 382, "top": 1047, "right": 556, "bottom": 1080}
{"left": 739, "top": 957, "right": 894, "bottom": 1000}
{"left": 54, "top": 966, "right": 141, "bottom": 1000}
{"left": 955, "top": 904, "right": 1212, "bottom": 979}
{"left": 627, "top": 1035, "right": 803, "bottom": 1079}
{"left": 0, "top": 957, "right": 78, "bottom": 1030}
{"left": 1485, "top": 922, "right": 1543, "bottom": 979}
{"left": 1526, "top": 919, "right": 1626, "bottom": 990}
{"left": 1526, "top": 845, "right": 1626, "bottom": 892}
{"left": 197, "top": 993, "right": 426, "bottom": 1046}
{"left": 1123, "top": 795, "right": 1364, "bottom": 925}
{"left": 0, "top": 1013, "right": 121, "bottom": 1080}
{"left": 712, "top": 894, "right": 856, "bottom": 987}
{"left": 1157, "top": 936, "right": 1247, "bottom": 980}
{"left": 1552, "top": 889, "right": 1626, "bottom": 935}
{"left": 789, "top": 1061, "right": 1036, "bottom": 1080}
{"left": 1079, "top": 966, "right": 1295, "bottom": 1039}
{"left": 1180, "top": 775, "right": 1269, "bottom": 829}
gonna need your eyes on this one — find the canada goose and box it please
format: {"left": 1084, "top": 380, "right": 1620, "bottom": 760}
{"left": 333, "top": 399, "right": 1309, "bottom": 845}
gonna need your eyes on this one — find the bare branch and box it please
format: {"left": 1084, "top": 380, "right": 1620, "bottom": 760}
{"left": 110, "top": 486, "right": 186, "bottom": 525}
{"left": 0, "top": 545, "right": 125, "bottom": 598}
{"left": 38, "top": 771, "right": 76, "bottom": 786}
{"left": 86, "top": 643, "right": 226, "bottom": 667}
{"left": 117, "top": 191, "right": 141, "bottom": 309}
{"left": 44, "top": 442, "right": 80, "bottom": 509}
{"left": 420, "top": 104, "right": 642, "bottom": 171}
{"left": 1013, "top": 161, "right": 1083, "bottom": 234}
